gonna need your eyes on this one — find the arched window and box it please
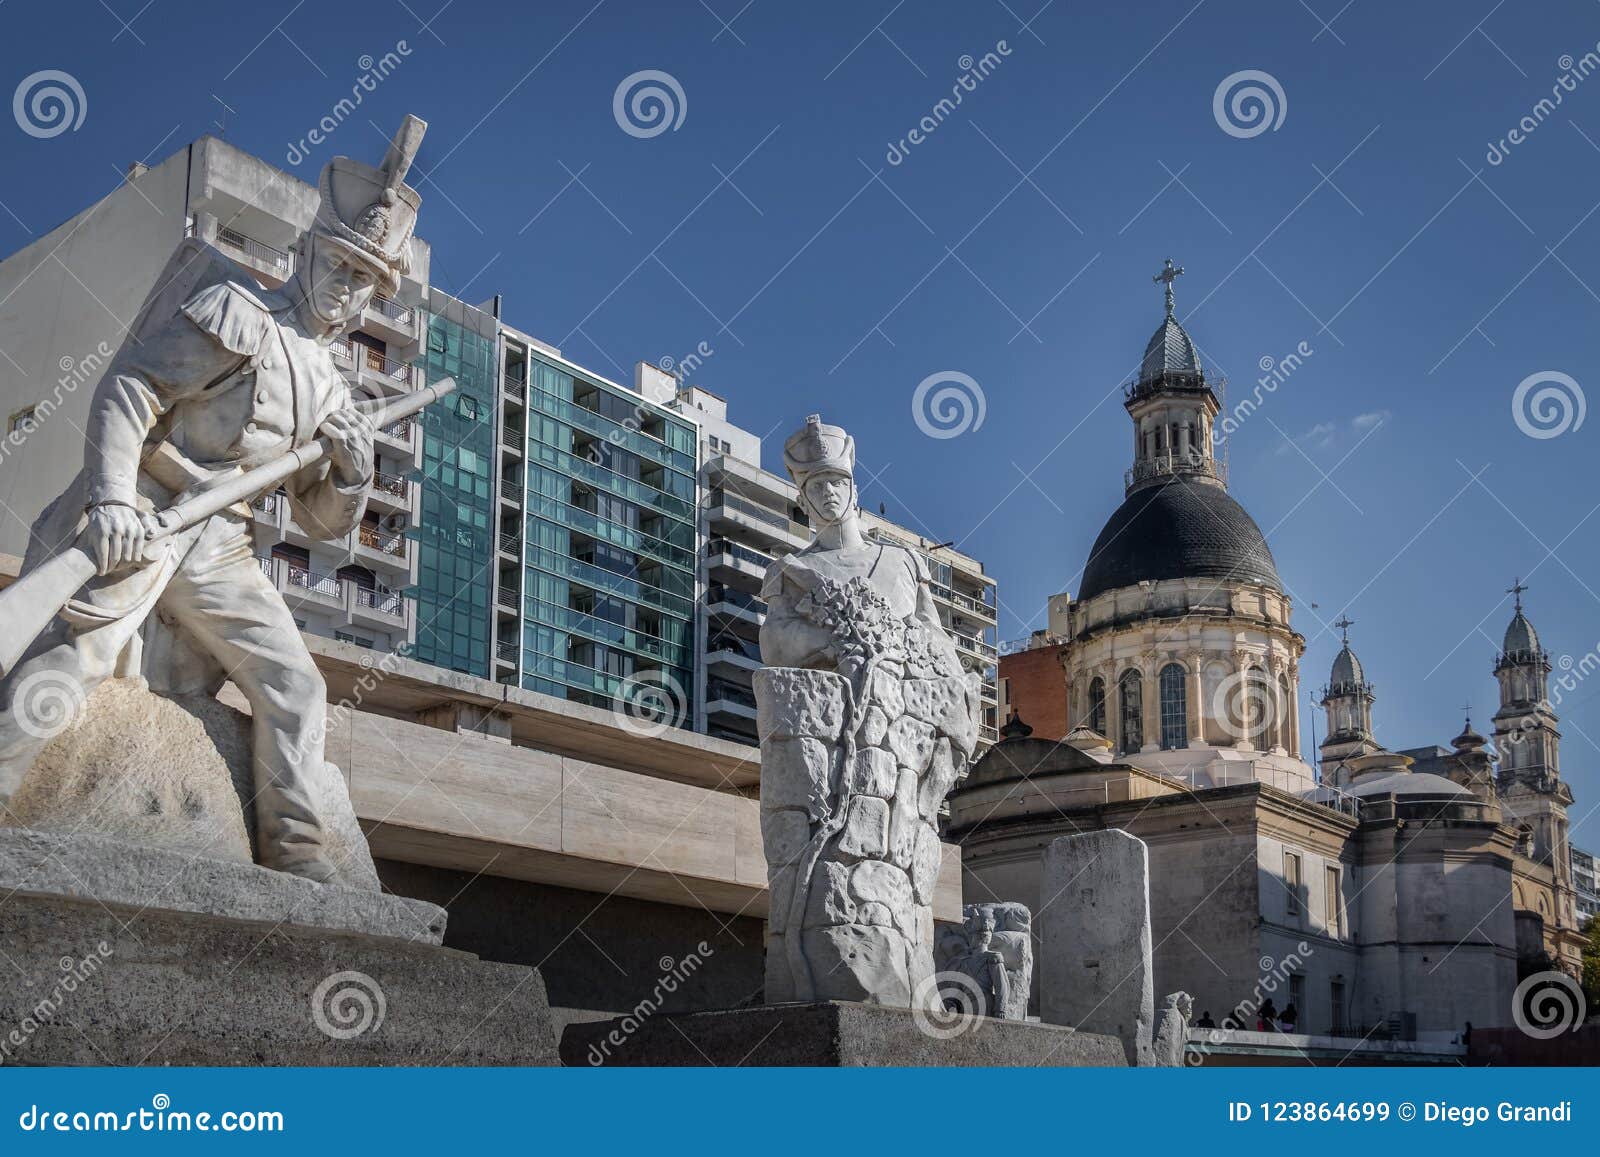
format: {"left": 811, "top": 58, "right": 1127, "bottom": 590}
{"left": 1086, "top": 677, "right": 1106, "bottom": 737}
{"left": 1118, "top": 669, "right": 1143, "bottom": 755}
{"left": 1159, "top": 663, "right": 1187, "bottom": 750}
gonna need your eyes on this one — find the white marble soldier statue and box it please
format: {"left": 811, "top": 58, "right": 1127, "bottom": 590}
{"left": 0, "top": 117, "right": 429, "bottom": 883}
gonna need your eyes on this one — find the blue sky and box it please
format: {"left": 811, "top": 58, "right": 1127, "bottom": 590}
{"left": 4, "top": 0, "right": 1600, "bottom": 839}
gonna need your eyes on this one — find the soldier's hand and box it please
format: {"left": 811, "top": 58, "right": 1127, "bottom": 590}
{"left": 84, "top": 504, "right": 148, "bottom": 576}
{"left": 320, "top": 407, "right": 375, "bottom": 486}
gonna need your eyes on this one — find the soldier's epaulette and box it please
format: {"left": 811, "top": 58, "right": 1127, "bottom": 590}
{"left": 179, "top": 280, "right": 273, "bottom": 357}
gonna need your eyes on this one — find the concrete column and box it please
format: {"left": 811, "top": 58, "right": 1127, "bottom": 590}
{"left": 1140, "top": 658, "right": 1160, "bottom": 753}
{"left": 1186, "top": 651, "right": 1205, "bottom": 748}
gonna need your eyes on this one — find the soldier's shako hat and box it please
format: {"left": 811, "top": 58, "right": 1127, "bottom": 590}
{"left": 312, "top": 114, "right": 426, "bottom": 294}
{"left": 783, "top": 414, "right": 854, "bottom": 486}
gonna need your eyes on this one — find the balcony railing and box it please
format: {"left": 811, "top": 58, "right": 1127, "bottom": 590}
{"left": 497, "top": 587, "right": 519, "bottom": 610}
{"left": 707, "top": 585, "right": 766, "bottom": 615}
{"left": 496, "top": 639, "right": 519, "bottom": 664}
{"left": 371, "top": 470, "right": 409, "bottom": 497}
{"left": 214, "top": 225, "right": 293, "bottom": 279}
{"left": 500, "top": 478, "right": 522, "bottom": 502}
{"left": 498, "top": 532, "right": 519, "bottom": 554}
{"left": 357, "top": 525, "right": 407, "bottom": 559}
{"left": 365, "top": 295, "right": 414, "bottom": 327}
{"left": 706, "top": 679, "right": 758, "bottom": 710}
{"left": 377, "top": 417, "right": 413, "bottom": 442}
{"left": 353, "top": 586, "right": 404, "bottom": 617}
{"left": 706, "top": 537, "right": 774, "bottom": 571}
{"left": 712, "top": 491, "right": 808, "bottom": 540}
{"left": 502, "top": 376, "right": 527, "bottom": 400}
{"left": 502, "top": 427, "right": 525, "bottom": 450}
{"left": 286, "top": 564, "right": 342, "bottom": 600}
{"left": 1125, "top": 452, "right": 1227, "bottom": 490}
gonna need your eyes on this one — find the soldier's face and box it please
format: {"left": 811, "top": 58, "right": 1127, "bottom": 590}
{"left": 803, "top": 472, "right": 854, "bottom": 524}
{"left": 301, "top": 237, "right": 379, "bottom": 327}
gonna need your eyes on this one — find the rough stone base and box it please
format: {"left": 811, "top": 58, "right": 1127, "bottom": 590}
{"left": 560, "top": 1001, "right": 1127, "bottom": 1067}
{"left": 7, "top": 677, "right": 379, "bottom": 892}
{"left": 0, "top": 892, "right": 557, "bottom": 1065}
{"left": 0, "top": 826, "right": 445, "bottom": 944}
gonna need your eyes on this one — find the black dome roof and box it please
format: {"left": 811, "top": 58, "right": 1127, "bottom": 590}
{"left": 1079, "top": 477, "right": 1281, "bottom": 602}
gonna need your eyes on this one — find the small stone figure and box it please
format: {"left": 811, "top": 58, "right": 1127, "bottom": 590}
{"left": 756, "top": 415, "right": 980, "bottom": 1008}
{"left": 1151, "top": 991, "right": 1194, "bottom": 1067}
{"left": 935, "top": 901, "right": 1033, "bottom": 1020}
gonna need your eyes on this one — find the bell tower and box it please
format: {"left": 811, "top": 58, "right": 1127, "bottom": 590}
{"left": 1319, "top": 616, "right": 1381, "bottom": 785}
{"left": 1490, "top": 581, "right": 1579, "bottom": 966}
{"left": 1123, "top": 259, "right": 1225, "bottom": 495}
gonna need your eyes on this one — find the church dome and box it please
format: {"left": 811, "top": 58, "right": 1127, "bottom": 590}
{"left": 1138, "top": 314, "right": 1202, "bottom": 385}
{"left": 1503, "top": 609, "right": 1540, "bottom": 656}
{"left": 1330, "top": 644, "right": 1364, "bottom": 687}
{"left": 1078, "top": 475, "right": 1282, "bottom": 602}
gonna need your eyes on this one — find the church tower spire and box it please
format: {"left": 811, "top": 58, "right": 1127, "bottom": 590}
{"left": 1489, "top": 580, "right": 1579, "bottom": 948}
{"left": 1319, "top": 615, "right": 1381, "bottom": 784}
{"left": 1123, "top": 258, "right": 1225, "bottom": 495}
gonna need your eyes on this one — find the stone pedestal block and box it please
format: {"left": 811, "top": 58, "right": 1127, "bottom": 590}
{"left": 560, "top": 1001, "right": 1127, "bottom": 1067}
{"left": 0, "top": 891, "right": 556, "bottom": 1066}
{"left": 0, "top": 825, "right": 444, "bottom": 943}
{"left": 1040, "top": 829, "right": 1154, "bottom": 1066}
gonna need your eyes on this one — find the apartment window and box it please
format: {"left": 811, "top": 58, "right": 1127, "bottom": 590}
{"left": 1158, "top": 663, "right": 1187, "bottom": 750}
{"left": 1325, "top": 865, "right": 1342, "bottom": 937}
{"left": 7, "top": 406, "right": 36, "bottom": 436}
{"left": 1288, "top": 974, "right": 1305, "bottom": 1021}
{"left": 1284, "top": 851, "right": 1302, "bottom": 917}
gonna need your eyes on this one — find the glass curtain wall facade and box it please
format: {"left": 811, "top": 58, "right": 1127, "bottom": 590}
{"left": 516, "top": 350, "right": 699, "bottom": 718}
{"left": 412, "top": 308, "right": 497, "bottom": 676}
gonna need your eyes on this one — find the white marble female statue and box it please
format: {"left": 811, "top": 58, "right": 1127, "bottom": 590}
{"left": 755, "top": 415, "right": 979, "bottom": 1007}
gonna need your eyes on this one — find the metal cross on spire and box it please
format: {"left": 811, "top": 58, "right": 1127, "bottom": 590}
{"left": 1334, "top": 614, "right": 1354, "bottom": 644}
{"left": 1153, "top": 257, "right": 1184, "bottom": 317}
{"left": 1507, "top": 577, "right": 1528, "bottom": 610}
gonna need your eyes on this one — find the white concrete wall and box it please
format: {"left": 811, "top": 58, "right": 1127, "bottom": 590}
{"left": 0, "top": 149, "right": 191, "bottom": 555}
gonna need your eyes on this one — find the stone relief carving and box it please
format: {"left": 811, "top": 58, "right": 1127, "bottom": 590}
{"left": 934, "top": 901, "right": 1033, "bottom": 1020}
{"left": 756, "top": 415, "right": 980, "bottom": 1008}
